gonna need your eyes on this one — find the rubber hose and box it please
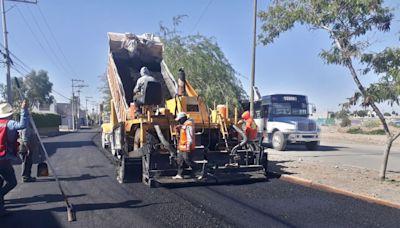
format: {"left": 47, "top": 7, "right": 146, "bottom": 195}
{"left": 231, "top": 125, "right": 248, "bottom": 156}
{"left": 154, "top": 125, "right": 176, "bottom": 157}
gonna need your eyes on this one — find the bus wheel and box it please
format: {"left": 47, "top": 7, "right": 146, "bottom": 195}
{"left": 272, "top": 131, "right": 286, "bottom": 151}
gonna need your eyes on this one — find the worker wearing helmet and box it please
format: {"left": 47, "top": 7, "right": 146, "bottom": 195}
{"left": 241, "top": 111, "right": 258, "bottom": 141}
{"left": 173, "top": 112, "right": 197, "bottom": 179}
{"left": 133, "top": 67, "right": 156, "bottom": 116}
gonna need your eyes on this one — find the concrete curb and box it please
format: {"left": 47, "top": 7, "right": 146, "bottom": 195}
{"left": 275, "top": 172, "right": 400, "bottom": 210}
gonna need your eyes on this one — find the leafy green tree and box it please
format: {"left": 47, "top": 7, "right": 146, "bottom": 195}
{"left": 159, "top": 16, "right": 247, "bottom": 108}
{"left": 0, "top": 70, "right": 53, "bottom": 109}
{"left": 357, "top": 110, "right": 368, "bottom": 117}
{"left": 340, "top": 116, "right": 351, "bottom": 127}
{"left": 335, "top": 109, "right": 349, "bottom": 120}
{"left": 98, "top": 72, "right": 111, "bottom": 112}
{"left": 258, "top": 0, "right": 397, "bottom": 179}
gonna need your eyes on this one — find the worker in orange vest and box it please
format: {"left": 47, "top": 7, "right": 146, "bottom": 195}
{"left": 173, "top": 112, "right": 198, "bottom": 179}
{"left": 241, "top": 111, "right": 258, "bottom": 141}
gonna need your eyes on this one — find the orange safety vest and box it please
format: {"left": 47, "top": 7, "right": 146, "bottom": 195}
{"left": 245, "top": 118, "right": 258, "bottom": 141}
{"left": 242, "top": 111, "right": 258, "bottom": 141}
{"left": 178, "top": 119, "right": 196, "bottom": 152}
{"left": 0, "top": 119, "right": 19, "bottom": 157}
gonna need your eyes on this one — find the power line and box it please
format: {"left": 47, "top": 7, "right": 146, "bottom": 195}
{"left": 24, "top": 5, "right": 72, "bottom": 77}
{"left": 7, "top": 53, "right": 72, "bottom": 103}
{"left": 0, "top": 42, "right": 32, "bottom": 72}
{"left": 15, "top": 5, "right": 66, "bottom": 76}
{"left": 51, "top": 88, "right": 71, "bottom": 101}
{"left": 0, "top": 48, "right": 31, "bottom": 75}
{"left": 10, "top": 64, "right": 26, "bottom": 75}
{"left": 168, "top": 0, "right": 214, "bottom": 68}
{"left": 35, "top": 4, "right": 78, "bottom": 79}
{"left": 190, "top": 0, "right": 213, "bottom": 34}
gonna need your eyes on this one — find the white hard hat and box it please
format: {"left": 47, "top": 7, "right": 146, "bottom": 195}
{"left": 175, "top": 112, "right": 187, "bottom": 121}
{"left": 0, "top": 103, "right": 13, "bottom": 118}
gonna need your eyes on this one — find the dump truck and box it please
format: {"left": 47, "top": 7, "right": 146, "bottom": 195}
{"left": 102, "top": 32, "right": 267, "bottom": 187}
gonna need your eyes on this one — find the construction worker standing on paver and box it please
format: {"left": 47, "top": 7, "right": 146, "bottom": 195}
{"left": 19, "top": 121, "right": 36, "bottom": 183}
{"left": 241, "top": 111, "right": 258, "bottom": 141}
{"left": 173, "top": 112, "right": 198, "bottom": 180}
{"left": 0, "top": 100, "right": 28, "bottom": 216}
{"left": 133, "top": 66, "right": 156, "bottom": 116}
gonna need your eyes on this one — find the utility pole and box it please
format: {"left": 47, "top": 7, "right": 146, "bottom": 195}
{"left": 85, "top": 96, "right": 92, "bottom": 126}
{"left": 91, "top": 101, "right": 99, "bottom": 125}
{"left": 0, "top": 0, "right": 37, "bottom": 104}
{"left": 71, "top": 80, "right": 75, "bottom": 131}
{"left": 71, "top": 79, "right": 84, "bottom": 130}
{"left": 249, "top": 0, "right": 257, "bottom": 117}
{"left": 75, "top": 84, "right": 88, "bottom": 119}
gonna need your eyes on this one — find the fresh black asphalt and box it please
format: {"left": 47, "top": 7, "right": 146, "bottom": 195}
{"left": 1, "top": 129, "right": 399, "bottom": 227}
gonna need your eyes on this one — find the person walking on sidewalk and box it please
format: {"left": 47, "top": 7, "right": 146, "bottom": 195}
{"left": 19, "top": 121, "right": 36, "bottom": 183}
{"left": 0, "top": 100, "right": 29, "bottom": 216}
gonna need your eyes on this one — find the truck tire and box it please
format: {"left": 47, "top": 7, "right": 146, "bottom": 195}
{"left": 110, "top": 134, "right": 122, "bottom": 159}
{"left": 272, "top": 131, "right": 286, "bottom": 151}
{"left": 305, "top": 141, "right": 319, "bottom": 151}
{"left": 134, "top": 128, "right": 140, "bottom": 151}
{"left": 110, "top": 134, "right": 116, "bottom": 155}
{"left": 101, "top": 132, "right": 109, "bottom": 149}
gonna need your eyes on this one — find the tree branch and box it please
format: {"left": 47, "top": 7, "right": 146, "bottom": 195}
{"left": 345, "top": 58, "right": 391, "bottom": 135}
{"left": 392, "top": 131, "right": 400, "bottom": 141}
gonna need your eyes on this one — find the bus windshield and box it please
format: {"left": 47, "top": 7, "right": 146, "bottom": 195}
{"left": 271, "top": 102, "right": 308, "bottom": 116}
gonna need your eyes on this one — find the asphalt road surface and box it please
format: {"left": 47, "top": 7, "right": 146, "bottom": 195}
{"left": 269, "top": 141, "right": 400, "bottom": 172}
{"left": 2, "top": 129, "right": 400, "bottom": 228}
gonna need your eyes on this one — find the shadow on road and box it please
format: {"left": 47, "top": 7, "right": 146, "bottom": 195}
{"left": 73, "top": 200, "right": 152, "bottom": 212}
{"left": 6, "top": 194, "right": 85, "bottom": 209}
{"left": 1, "top": 207, "right": 62, "bottom": 228}
{"left": 24, "top": 140, "right": 96, "bottom": 164}
{"left": 268, "top": 159, "right": 296, "bottom": 177}
{"left": 35, "top": 173, "right": 108, "bottom": 183}
{"left": 283, "top": 144, "right": 347, "bottom": 152}
{"left": 2, "top": 199, "right": 152, "bottom": 227}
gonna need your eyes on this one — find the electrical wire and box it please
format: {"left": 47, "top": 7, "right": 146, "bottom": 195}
{"left": 11, "top": 66, "right": 70, "bottom": 102}
{"left": 15, "top": 5, "right": 66, "bottom": 76}
{"left": 190, "top": 0, "right": 213, "bottom": 34}
{"left": 0, "top": 43, "right": 32, "bottom": 73}
{"left": 25, "top": 6, "right": 72, "bottom": 78}
{"left": 8, "top": 6, "right": 89, "bottom": 104}
{"left": 35, "top": 4, "right": 79, "bottom": 79}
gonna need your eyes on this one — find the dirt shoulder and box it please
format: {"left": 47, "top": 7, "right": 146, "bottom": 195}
{"left": 269, "top": 126, "right": 400, "bottom": 206}
{"left": 320, "top": 125, "right": 400, "bottom": 146}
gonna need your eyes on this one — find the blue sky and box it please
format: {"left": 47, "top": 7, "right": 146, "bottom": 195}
{"left": 1, "top": 0, "right": 399, "bottom": 113}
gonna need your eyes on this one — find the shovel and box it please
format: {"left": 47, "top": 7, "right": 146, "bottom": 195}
{"left": 36, "top": 141, "right": 49, "bottom": 177}
{"left": 21, "top": 141, "right": 48, "bottom": 177}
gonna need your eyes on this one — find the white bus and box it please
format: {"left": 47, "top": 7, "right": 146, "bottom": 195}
{"left": 248, "top": 94, "right": 320, "bottom": 151}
